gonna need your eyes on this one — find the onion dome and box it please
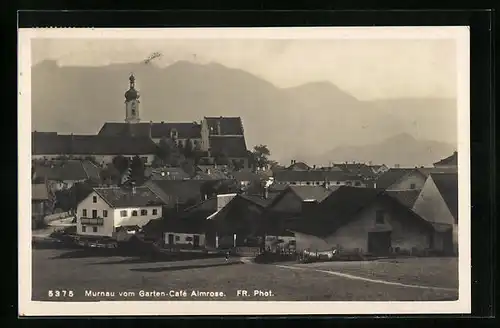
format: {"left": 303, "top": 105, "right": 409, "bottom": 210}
{"left": 124, "top": 74, "right": 140, "bottom": 101}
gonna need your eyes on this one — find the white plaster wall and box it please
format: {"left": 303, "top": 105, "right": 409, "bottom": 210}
{"left": 113, "top": 206, "right": 162, "bottom": 228}
{"left": 387, "top": 172, "right": 426, "bottom": 191}
{"left": 76, "top": 191, "right": 114, "bottom": 237}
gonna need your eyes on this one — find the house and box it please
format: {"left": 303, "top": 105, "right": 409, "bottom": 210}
{"left": 370, "top": 164, "right": 389, "bottom": 175}
{"left": 144, "top": 179, "right": 208, "bottom": 211}
{"left": 433, "top": 151, "right": 458, "bottom": 169}
{"left": 75, "top": 186, "right": 164, "bottom": 239}
{"left": 273, "top": 169, "right": 365, "bottom": 187}
{"left": 32, "top": 159, "right": 101, "bottom": 192}
{"left": 375, "top": 167, "right": 458, "bottom": 191}
{"left": 146, "top": 193, "right": 238, "bottom": 248}
{"left": 32, "top": 182, "right": 54, "bottom": 228}
{"left": 287, "top": 186, "right": 435, "bottom": 256}
{"left": 205, "top": 194, "right": 272, "bottom": 248}
{"left": 32, "top": 132, "right": 158, "bottom": 166}
{"left": 412, "top": 173, "right": 458, "bottom": 255}
{"left": 145, "top": 167, "right": 191, "bottom": 181}
{"left": 263, "top": 185, "right": 333, "bottom": 239}
{"left": 334, "top": 163, "right": 378, "bottom": 180}
{"left": 286, "top": 160, "right": 311, "bottom": 171}
{"left": 229, "top": 169, "right": 262, "bottom": 188}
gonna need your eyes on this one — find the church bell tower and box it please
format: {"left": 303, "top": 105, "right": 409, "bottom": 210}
{"left": 125, "top": 74, "right": 140, "bottom": 123}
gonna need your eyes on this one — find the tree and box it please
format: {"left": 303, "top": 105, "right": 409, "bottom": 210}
{"left": 181, "top": 158, "right": 196, "bottom": 177}
{"left": 112, "top": 155, "right": 130, "bottom": 175}
{"left": 183, "top": 139, "right": 194, "bottom": 159}
{"left": 157, "top": 137, "right": 173, "bottom": 163}
{"left": 252, "top": 144, "right": 271, "bottom": 169}
{"left": 130, "top": 155, "right": 145, "bottom": 185}
{"left": 100, "top": 163, "right": 121, "bottom": 185}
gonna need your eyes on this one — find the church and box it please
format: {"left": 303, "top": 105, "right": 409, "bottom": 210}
{"left": 98, "top": 74, "right": 249, "bottom": 168}
{"left": 32, "top": 74, "right": 250, "bottom": 168}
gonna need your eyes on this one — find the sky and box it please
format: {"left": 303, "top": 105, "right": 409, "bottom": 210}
{"left": 31, "top": 38, "right": 457, "bottom": 101}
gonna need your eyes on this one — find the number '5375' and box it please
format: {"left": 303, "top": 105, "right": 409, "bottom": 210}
{"left": 48, "top": 290, "right": 74, "bottom": 297}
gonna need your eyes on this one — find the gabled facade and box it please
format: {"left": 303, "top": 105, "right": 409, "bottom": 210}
{"left": 412, "top": 173, "right": 458, "bottom": 255}
{"left": 375, "top": 168, "right": 427, "bottom": 191}
{"left": 76, "top": 187, "right": 164, "bottom": 238}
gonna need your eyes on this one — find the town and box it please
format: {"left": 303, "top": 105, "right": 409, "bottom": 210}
{"left": 31, "top": 74, "right": 459, "bottom": 302}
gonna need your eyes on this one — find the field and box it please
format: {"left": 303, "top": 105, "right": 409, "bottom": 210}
{"left": 31, "top": 248, "right": 459, "bottom": 302}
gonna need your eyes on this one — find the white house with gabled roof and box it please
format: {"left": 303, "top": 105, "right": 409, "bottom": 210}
{"left": 76, "top": 186, "right": 165, "bottom": 238}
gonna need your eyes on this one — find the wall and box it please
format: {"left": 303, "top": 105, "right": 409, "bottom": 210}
{"left": 387, "top": 171, "right": 427, "bottom": 191}
{"left": 76, "top": 191, "right": 114, "bottom": 237}
{"left": 113, "top": 206, "right": 163, "bottom": 229}
{"left": 200, "top": 119, "right": 210, "bottom": 151}
{"left": 216, "top": 193, "right": 237, "bottom": 211}
{"left": 163, "top": 232, "right": 206, "bottom": 247}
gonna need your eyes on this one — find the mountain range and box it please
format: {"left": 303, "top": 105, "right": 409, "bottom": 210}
{"left": 31, "top": 60, "right": 457, "bottom": 166}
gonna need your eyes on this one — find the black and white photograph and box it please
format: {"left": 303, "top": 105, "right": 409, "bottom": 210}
{"left": 18, "top": 27, "right": 470, "bottom": 316}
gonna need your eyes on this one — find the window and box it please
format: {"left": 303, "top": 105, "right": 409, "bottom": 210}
{"left": 103, "top": 210, "right": 108, "bottom": 218}
{"left": 82, "top": 209, "right": 87, "bottom": 217}
{"left": 132, "top": 210, "right": 138, "bottom": 217}
{"left": 92, "top": 227, "right": 98, "bottom": 233}
{"left": 375, "top": 210, "right": 385, "bottom": 224}
{"left": 120, "top": 210, "right": 127, "bottom": 217}
{"left": 306, "top": 182, "right": 311, "bottom": 185}
{"left": 355, "top": 181, "right": 361, "bottom": 186}
{"left": 315, "top": 182, "right": 320, "bottom": 185}
{"left": 336, "top": 181, "right": 340, "bottom": 185}
{"left": 152, "top": 209, "right": 158, "bottom": 215}
{"left": 92, "top": 210, "right": 97, "bottom": 218}
{"left": 141, "top": 209, "right": 148, "bottom": 216}
{"left": 410, "top": 183, "right": 416, "bottom": 190}
{"left": 92, "top": 196, "right": 97, "bottom": 203}
{"left": 175, "top": 236, "right": 180, "bottom": 241}
{"left": 82, "top": 226, "right": 86, "bottom": 232}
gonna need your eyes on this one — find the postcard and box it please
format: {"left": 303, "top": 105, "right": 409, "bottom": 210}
{"left": 18, "top": 26, "right": 470, "bottom": 316}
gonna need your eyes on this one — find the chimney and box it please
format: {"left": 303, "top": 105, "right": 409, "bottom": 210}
{"left": 149, "top": 121, "right": 153, "bottom": 139}
{"left": 161, "top": 121, "right": 164, "bottom": 124}
{"left": 263, "top": 186, "right": 269, "bottom": 199}
{"left": 313, "top": 165, "right": 316, "bottom": 169}
{"left": 395, "top": 164, "right": 400, "bottom": 168}
{"left": 290, "top": 160, "right": 293, "bottom": 166}
{"left": 216, "top": 121, "right": 222, "bottom": 135}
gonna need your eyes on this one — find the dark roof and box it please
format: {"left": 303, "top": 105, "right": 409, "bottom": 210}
{"left": 33, "top": 160, "right": 90, "bottom": 181}
{"left": 208, "top": 136, "right": 248, "bottom": 158}
{"left": 431, "top": 173, "right": 458, "bottom": 223}
{"left": 273, "top": 169, "right": 358, "bottom": 182}
{"left": 32, "top": 133, "right": 158, "bottom": 156}
{"left": 239, "top": 194, "right": 274, "bottom": 208}
{"left": 145, "top": 179, "right": 207, "bottom": 205}
{"left": 98, "top": 122, "right": 202, "bottom": 139}
{"left": 93, "top": 186, "right": 164, "bottom": 208}
{"left": 335, "top": 163, "right": 376, "bottom": 178}
{"left": 288, "top": 185, "right": 332, "bottom": 202}
{"left": 433, "top": 151, "right": 457, "bottom": 167}
{"left": 375, "top": 168, "right": 420, "bottom": 190}
{"left": 287, "top": 162, "right": 311, "bottom": 170}
{"left": 205, "top": 117, "right": 244, "bottom": 135}
{"left": 178, "top": 197, "right": 219, "bottom": 220}
{"left": 386, "top": 190, "right": 421, "bottom": 209}
{"left": 161, "top": 218, "right": 207, "bottom": 234}
{"left": 230, "top": 170, "right": 261, "bottom": 182}
{"left": 417, "top": 167, "right": 458, "bottom": 177}
{"left": 32, "top": 183, "right": 49, "bottom": 201}
{"left": 290, "top": 187, "right": 431, "bottom": 237}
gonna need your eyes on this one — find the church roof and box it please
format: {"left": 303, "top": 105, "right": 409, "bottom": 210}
{"left": 98, "top": 122, "right": 202, "bottom": 139}
{"left": 208, "top": 136, "right": 248, "bottom": 158}
{"left": 204, "top": 117, "right": 244, "bottom": 136}
{"left": 32, "top": 132, "right": 158, "bottom": 156}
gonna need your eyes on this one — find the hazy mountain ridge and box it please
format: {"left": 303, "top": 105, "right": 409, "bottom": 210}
{"left": 31, "top": 60, "right": 456, "bottom": 165}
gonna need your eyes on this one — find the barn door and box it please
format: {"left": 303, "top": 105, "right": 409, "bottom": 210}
{"left": 368, "top": 231, "right": 392, "bottom": 255}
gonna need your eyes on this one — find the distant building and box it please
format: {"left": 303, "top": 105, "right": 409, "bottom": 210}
{"left": 272, "top": 169, "right": 365, "bottom": 188}
{"left": 375, "top": 167, "right": 458, "bottom": 191}
{"left": 286, "top": 160, "right": 311, "bottom": 171}
{"left": 32, "top": 182, "right": 54, "bottom": 228}
{"left": 32, "top": 159, "right": 101, "bottom": 192}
